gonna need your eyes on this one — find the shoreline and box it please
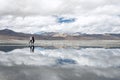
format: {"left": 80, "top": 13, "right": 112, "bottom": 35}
{"left": 0, "top": 40, "right": 120, "bottom": 48}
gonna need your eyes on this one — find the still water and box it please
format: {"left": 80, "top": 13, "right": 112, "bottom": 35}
{"left": 0, "top": 46, "right": 120, "bottom": 80}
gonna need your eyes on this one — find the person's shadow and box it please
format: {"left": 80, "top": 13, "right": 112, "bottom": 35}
{"left": 30, "top": 45, "right": 35, "bottom": 53}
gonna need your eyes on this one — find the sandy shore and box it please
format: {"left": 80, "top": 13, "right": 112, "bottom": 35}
{"left": 0, "top": 40, "right": 120, "bottom": 48}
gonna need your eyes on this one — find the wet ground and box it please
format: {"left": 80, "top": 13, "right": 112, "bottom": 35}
{"left": 0, "top": 46, "right": 120, "bottom": 80}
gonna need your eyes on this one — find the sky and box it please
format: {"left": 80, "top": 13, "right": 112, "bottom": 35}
{"left": 0, "top": 0, "right": 120, "bottom": 34}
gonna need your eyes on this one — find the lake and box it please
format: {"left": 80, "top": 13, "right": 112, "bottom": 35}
{"left": 0, "top": 46, "right": 120, "bottom": 80}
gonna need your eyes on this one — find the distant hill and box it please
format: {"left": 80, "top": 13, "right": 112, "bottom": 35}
{"left": 0, "top": 29, "right": 120, "bottom": 40}
{"left": 0, "top": 29, "right": 30, "bottom": 40}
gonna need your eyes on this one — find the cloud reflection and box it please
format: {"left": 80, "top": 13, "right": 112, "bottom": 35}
{"left": 0, "top": 47, "right": 120, "bottom": 68}
{"left": 0, "top": 47, "right": 120, "bottom": 80}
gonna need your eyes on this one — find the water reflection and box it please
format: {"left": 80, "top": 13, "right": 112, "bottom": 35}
{"left": 0, "top": 46, "right": 26, "bottom": 52}
{"left": 0, "top": 46, "right": 120, "bottom": 80}
{"left": 30, "top": 45, "right": 35, "bottom": 52}
{"left": 0, "top": 46, "right": 120, "bottom": 67}
{"left": 56, "top": 58, "right": 76, "bottom": 65}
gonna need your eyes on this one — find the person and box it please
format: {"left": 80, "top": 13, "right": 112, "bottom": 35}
{"left": 29, "top": 36, "right": 35, "bottom": 46}
{"left": 32, "top": 36, "right": 35, "bottom": 44}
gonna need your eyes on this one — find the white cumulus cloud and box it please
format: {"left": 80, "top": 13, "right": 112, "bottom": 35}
{"left": 0, "top": 0, "right": 120, "bottom": 34}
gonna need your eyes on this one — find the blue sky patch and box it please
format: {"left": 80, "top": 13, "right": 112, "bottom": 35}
{"left": 57, "top": 17, "right": 76, "bottom": 23}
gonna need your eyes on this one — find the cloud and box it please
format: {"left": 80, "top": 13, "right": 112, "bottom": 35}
{"left": 0, "top": 0, "right": 120, "bottom": 33}
{"left": 0, "top": 0, "right": 63, "bottom": 16}
{"left": 0, "top": 0, "right": 120, "bottom": 16}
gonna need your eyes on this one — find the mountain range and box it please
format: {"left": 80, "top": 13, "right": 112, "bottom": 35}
{"left": 0, "top": 29, "right": 120, "bottom": 40}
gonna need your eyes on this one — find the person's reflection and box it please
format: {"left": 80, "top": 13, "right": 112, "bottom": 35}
{"left": 30, "top": 45, "right": 35, "bottom": 52}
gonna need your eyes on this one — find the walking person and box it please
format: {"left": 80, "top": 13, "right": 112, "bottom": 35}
{"left": 32, "top": 36, "right": 35, "bottom": 45}
{"left": 29, "top": 36, "right": 35, "bottom": 46}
